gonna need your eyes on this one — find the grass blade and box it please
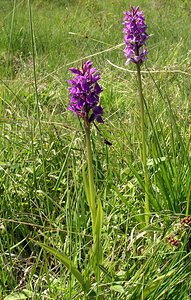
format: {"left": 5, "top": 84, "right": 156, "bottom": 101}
{"left": 34, "top": 240, "right": 91, "bottom": 292}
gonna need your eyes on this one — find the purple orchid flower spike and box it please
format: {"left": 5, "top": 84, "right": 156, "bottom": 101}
{"left": 68, "top": 61, "right": 104, "bottom": 126}
{"left": 123, "top": 6, "right": 149, "bottom": 64}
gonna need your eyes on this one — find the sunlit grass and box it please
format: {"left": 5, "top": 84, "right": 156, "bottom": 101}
{"left": 1, "top": 0, "right": 191, "bottom": 299}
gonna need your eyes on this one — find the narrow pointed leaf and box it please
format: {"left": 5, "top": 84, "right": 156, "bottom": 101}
{"left": 34, "top": 241, "right": 91, "bottom": 292}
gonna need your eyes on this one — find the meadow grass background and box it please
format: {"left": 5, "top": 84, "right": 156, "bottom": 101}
{"left": 1, "top": 0, "right": 191, "bottom": 299}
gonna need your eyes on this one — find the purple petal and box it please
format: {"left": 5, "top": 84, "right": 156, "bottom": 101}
{"left": 96, "top": 115, "right": 104, "bottom": 123}
{"left": 69, "top": 68, "right": 82, "bottom": 75}
{"left": 92, "top": 105, "right": 103, "bottom": 115}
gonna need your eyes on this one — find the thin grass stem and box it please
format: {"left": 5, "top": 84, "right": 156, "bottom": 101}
{"left": 28, "top": 0, "right": 51, "bottom": 215}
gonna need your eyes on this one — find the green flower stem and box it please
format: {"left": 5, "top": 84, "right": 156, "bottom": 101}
{"left": 136, "top": 63, "right": 150, "bottom": 225}
{"left": 85, "top": 122, "right": 103, "bottom": 282}
{"left": 85, "top": 123, "right": 96, "bottom": 228}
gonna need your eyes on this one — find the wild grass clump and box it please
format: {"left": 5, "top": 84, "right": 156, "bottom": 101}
{"left": 1, "top": 0, "right": 191, "bottom": 299}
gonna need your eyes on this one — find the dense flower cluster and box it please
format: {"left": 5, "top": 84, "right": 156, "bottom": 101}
{"left": 181, "top": 216, "right": 191, "bottom": 226}
{"left": 167, "top": 236, "right": 181, "bottom": 247}
{"left": 68, "top": 61, "right": 103, "bottom": 124}
{"left": 123, "top": 6, "right": 149, "bottom": 64}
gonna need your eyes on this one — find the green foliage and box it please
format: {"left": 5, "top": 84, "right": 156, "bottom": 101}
{"left": 34, "top": 241, "right": 91, "bottom": 293}
{"left": 1, "top": 0, "right": 191, "bottom": 299}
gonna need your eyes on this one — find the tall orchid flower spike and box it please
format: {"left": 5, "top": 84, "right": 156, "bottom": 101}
{"left": 123, "top": 5, "right": 149, "bottom": 64}
{"left": 68, "top": 61, "right": 104, "bottom": 279}
{"left": 123, "top": 6, "right": 151, "bottom": 225}
{"left": 68, "top": 60, "right": 104, "bottom": 127}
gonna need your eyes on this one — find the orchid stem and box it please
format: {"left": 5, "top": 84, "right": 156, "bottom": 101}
{"left": 136, "top": 63, "right": 150, "bottom": 225}
{"left": 85, "top": 124, "right": 103, "bottom": 283}
{"left": 85, "top": 124, "right": 96, "bottom": 225}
